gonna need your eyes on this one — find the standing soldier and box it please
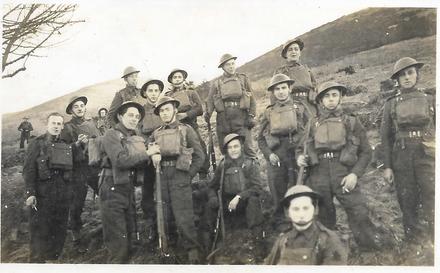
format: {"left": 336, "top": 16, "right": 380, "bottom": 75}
{"left": 139, "top": 79, "right": 164, "bottom": 243}
{"left": 96, "top": 107, "right": 111, "bottom": 135}
{"left": 381, "top": 57, "right": 435, "bottom": 243}
{"left": 205, "top": 54, "right": 258, "bottom": 158}
{"left": 297, "top": 81, "right": 381, "bottom": 251}
{"left": 164, "top": 68, "right": 210, "bottom": 180}
{"left": 18, "top": 117, "right": 33, "bottom": 149}
{"left": 107, "top": 66, "right": 146, "bottom": 127}
{"left": 265, "top": 185, "right": 347, "bottom": 265}
{"left": 100, "top": 101, "right": 159, "bottom": 263}
{"left": 274, "top": 38, "right": 317, "bottom": 116}
{"left": 23, "top": 112, "right": 72, "bottom": 263}
{"left": 150, "top": 96, "right": 205, "bottom": 263}
{"left": 258, "top": 74, "right": 312, "bottom": 228}
{"left": 62, "top": 96, "right": 102, "bottom": 252}
{"left": 205, "top": 133, "right": 264, "bottom": 259}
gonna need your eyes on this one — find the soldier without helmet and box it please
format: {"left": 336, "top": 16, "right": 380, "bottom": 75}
{"left": 205, "top": 53, "right": 259, "bottom": 158}
{"left": 381, "top": 57, "right": 435, "bottom": 243}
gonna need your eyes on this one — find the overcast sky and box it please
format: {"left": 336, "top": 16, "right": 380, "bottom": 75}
{"left": 1, "top": 0, "right": 436, "bottom": 113}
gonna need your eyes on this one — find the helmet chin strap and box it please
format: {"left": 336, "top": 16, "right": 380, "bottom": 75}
{"left": 164, "top": 109, "right": 178, "bottom": 124}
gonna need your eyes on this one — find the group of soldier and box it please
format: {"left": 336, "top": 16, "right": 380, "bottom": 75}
{"left": 22, "top": 37, "right": 435, "bottom": 265}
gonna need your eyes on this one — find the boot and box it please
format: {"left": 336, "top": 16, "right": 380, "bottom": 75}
{"left": 72, "top": 230, "right": 87, "bottom": 254}
{"left": 188, "top": 248, "right": 201, "bottom": 264}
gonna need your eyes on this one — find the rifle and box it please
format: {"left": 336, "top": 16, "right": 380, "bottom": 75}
{"left": 296, "top": 118, "right": 312, "bottom": 186}
{"left": 206, "top": 104, "right": 217, "bottom": 171}
{"left": 206, "top": 159, "right": 225, "bottom": 263}
{"left": 155, "top": 165, "right": 169, "bottom": 258}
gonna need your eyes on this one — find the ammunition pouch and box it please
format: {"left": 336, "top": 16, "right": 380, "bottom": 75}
{"left": 48, "top": 143, "right": 73, "bottom": 170}
{"left": 141, "top": 108, "right": 163, "bottom": 135}
{"left": 239, "top": 91, "right": 251, "bottom": 110}
{"left": 176, "top": 147, "right": 193, "bottom": 172}
{"left": 395, "top": 96, "right": 431, "bottom": 127}
{"left": 269, "top": 105, "right": 298, "bottom": 136}
{"left": 154, "top": 128, "right": 182, "bottom": 157}
{"left": 224, "top": 166, "right": 246, "bottom": 195}
{"left": 124, "top": 135, "right": 147, "bottom": 159}
{"left": 314, "top": 117, "right": 347, "bottom": 151}
{"left": 213, "top": 94, "right": 225, "bottom": 112}
{"left": 339, "top": 135, "right": 360, "bottom": 166}
{"left": 173, "top": 90, "right": 193, "bottom": 112}
{"left": 220, "top": 77, "right": 243, "bottom": 99}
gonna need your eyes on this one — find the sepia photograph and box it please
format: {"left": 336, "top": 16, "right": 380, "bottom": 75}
{"left": 0, "top": 0, "right": 438, "bottom": 272}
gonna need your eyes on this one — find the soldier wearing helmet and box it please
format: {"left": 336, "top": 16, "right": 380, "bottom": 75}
{"left": 273, "top": 38, "right": 317, "bottom": 116}
{"left": 205, "top": 54, "right": 259, "bottom": 158}
{"left": 96, "top": 107, "right": 110, "bottom": 135}
{"left": 61, "top": 95, "right": 103, "bottom": 253}
{"left": 296, "top": 81, "right": 383, "bottom": 252}
{"left": 164, "top": 68, "right": 210, "bottom": 181}
{"left": 204, "top": 133, "right": 264, "bottom": 261}
{"left": 18, "top": 116, "right": 33, "bottom": 149}
{"left": 99, "top": 101, "right": 159, "bottom": 263}
{"left": 264, "top": 185, "right": 347, "bottom": 265}
{"left": 257, "top": 74, "right": 313, "bottom": 230}
{"left": 148, "top": 96, "right": 205, "bottom": 263}
{"left": 107, "top": 66, "right": 146, "bottom": 127}
{"left": 381, "top": 57, "right": 435, "bottom": 243}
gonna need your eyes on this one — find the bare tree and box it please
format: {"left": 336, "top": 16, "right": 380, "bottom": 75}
{"left": 2, "top": 4, "right": 84, "bottom": 78}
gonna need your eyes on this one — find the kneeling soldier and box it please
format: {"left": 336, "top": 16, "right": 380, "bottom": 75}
{"left": 150, "top": 96, "right": 205, "bottom": 263}
{"left": 23, "top": 112, "right": 73, "bottom": 263}
{"left": 205, "top": 134, "right": 264, "bottom": 257}
{"left": 297, "top": 81, "right": 380, "bottom": 251}
{"left": 265, "top": 185, "right": 347, "bottom": 265}
{"left": 100, "top": 101, "right": 159, "bottom": 263}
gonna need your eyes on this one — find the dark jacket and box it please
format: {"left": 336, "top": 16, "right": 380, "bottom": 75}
{"left": 107, "top": 85, "right": 147, "bottom": 127}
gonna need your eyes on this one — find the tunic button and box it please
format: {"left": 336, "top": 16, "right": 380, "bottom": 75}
{"left": 111, "top": 187, "right": 115, "bottom": 191}
{"left": 302, "top": 255, "right": 308, "bottom": 260}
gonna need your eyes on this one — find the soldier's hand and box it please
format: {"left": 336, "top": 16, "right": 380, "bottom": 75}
{"left": 152, "top": 154, "right": 162, "bottom": 168}
{"left": 146, "top": 143, "right": 160, "bottom": 156}
{"left": 205, "top": 112, "right": 212, "bottom": 123}
{"left": 383, "top": 168, "right": 394, "bottom": 184}
{"left": 228, "top": 195, "right": 241, "bottom": 211}
{"left": 341, "top": 173, "right": 357, "bottom": 193}
{"left": 77, "top": 134, "right": 89, "bottom": 144}
{"left": 25, "top": 196, "right": 37, "bottom": 208}
{"left": 297, "top": 155, "right": 309, "bottom": 167}
{"left": 269, "top": 153, "right": 281, "bottom": 167}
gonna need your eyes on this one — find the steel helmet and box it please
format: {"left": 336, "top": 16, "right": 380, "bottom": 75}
{"left": 281, "top": 185, "right": 320, "bottom": 208}
{"left": 281, "top": 38, "right": 304, "bottom": 59}
{"left": 222, "top": 133, "right": 245, "bottom": 152}
{"left": 66, "top": 96, "right": 88, "bottom": 114}
{"left": 267, "top": 74, "right": 295, "bottom": 91}
{"left": 315, "top": 81, "right": 347, "bottom": 103}
{"left": 167, "top": 68, "right": 188, "bottom": 83}
{"left": 121, "top": 66, "right": 140, "bottom": 78}
{"left": 218, "top": 53, "right": 238, "bottom": 68}
{"left": 141, "top": 79, "right": 165, "bottom": 98}
{"left": 391, "top": 57, "right": 424, "bottom": 80}
{"left": 153, "top": 96, "right": 180, "bottom": 116}
{"left": 114, "top": 101, "right": 145, "bottom": 123}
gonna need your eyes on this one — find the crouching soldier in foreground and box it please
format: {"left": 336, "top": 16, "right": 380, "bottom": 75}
{"left": 204, "top": 133, "right": 264, "bottom": 260}
{"left": 100, "top": 101, "right": 159, "bottom": 263}
{"left": 265, "top": 185, "right": 347, "bottom": 265}
{"left": 297, "top": 82, "right": 381, "bottom": 252}
{"left": 150, "top": 96, "right": 205, "bottom": 263}
{"left": 23, "top": 112, "right": 73, "bottom": 263}
{"left": 381, "top": 57, "right": 435, "bottom": 243}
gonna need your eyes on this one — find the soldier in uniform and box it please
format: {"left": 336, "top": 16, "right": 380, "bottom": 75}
{"left": 258, "top": 74, "right": 313, "bottom": 227}
{"left": 381, "top": 57, "right": 435, "bottom": 243}
{"left": 205, "top": 133, "right": 264, "bottom": 258}
{"left": 273, "top": 38, "right": 317, "bottom": 116}
{"left": 296, "top": 81, "right": 381, "bottom": 251}
{"left": 164, "top": 68, "right": 210, "bottom": 180}
{"left": 18, "top": 117, "right": 33, "bottom": 149}
{"left": 205, "top": 54, "right": 258, "bottom": 158}
{"left": 61, "top": 96, "right": 102, "bottom": 251}
{"left": 149, "top": 96, "right": 205, "bottom": 263}
{"left": 107, "top": 66, "right": 146, "bottom": 127}
{"left": 139, "top": 79, "right": 165, "bottom": 243}
{"left": 265, "top": 185, "right": 347, "bottom": 265}
{"left": 23, "top": 112, "right": 72, "bottom": 263}
{"left": 96, "top": 107, "right": 111, "bottom": 135}
{"left": 100, "top": 101, "right": 159, "bottom": 263}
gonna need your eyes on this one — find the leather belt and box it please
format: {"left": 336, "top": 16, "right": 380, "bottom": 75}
{"left": 161, "top": 160, "right": 177, "bottom": 167}
{"left": 292, "top": 92, "right": 308, "bottom": 97}
{"left": 224, "top": 101, "right": 240, "bottom": 108}
{"left": 318, "top": 152, "right": 340, "bottom": 159}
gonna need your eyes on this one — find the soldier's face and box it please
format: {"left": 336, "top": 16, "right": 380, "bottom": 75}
{"left": 273, "top": 83, "right": 290, "bottom": 101}
{"left": 288, "top": 196, "right": 314, "bottom": 231}
{"left": 321, "top": 89, "right": 341, "bottom": 110}
{"left": 71, "top": 101, "right": 86, "bottom": 117}
{"left": 286, "top": 43, "right": 301, "bottom": 62}
{"left": 159, "top": 103, "right": 177, "bottom": 123}
{"left": 125, "top": 73, "right": 139, "bottom": 87}
{"left": 99, "top": 110, "right": 107, "bottom": 118}
{"left": 171, "top": 72, "right": 185, "bottom": 86}
{"left": 119, "top": 107, "right": 141, "bottom": 130}
{"left": 222, "top": 59, "right": 236, "bottom": 75}
{"left": 145, "top": 84, "right": 161, "bottom": 103}
{"left": 227, "top": 139, "right": 242, "bottom": 159}
{"left": 47, "top": 116, "right": 64, "bottom": 136}
{"left": 397, "top": 66, "right": 418, "bottom": 89}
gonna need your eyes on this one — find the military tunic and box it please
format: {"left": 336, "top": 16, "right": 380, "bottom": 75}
{"left": 264, "top": 221, "right": 347, "bottom": 265}
{"left": 381, "top": 87, "right": 435, "bottom": 241}
{"left": 18, "top": 120, "right": 33, "bottom": 148}
{"left": 206, "top": 72, "right": 258, "bottom": 157}
{"left": 23, "top": 133, "right": 72, "bottom": 262}
{"left": 107, "top": 86, "right": 147, "bottom": 127}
